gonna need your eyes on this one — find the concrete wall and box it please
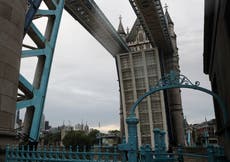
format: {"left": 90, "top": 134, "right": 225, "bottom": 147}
{"left": 0, "top": 0, "right": 26, "bottom": 148}
{"left": 204, "top": 0, "right": 230, "bottom": 159}
{"left": 210, "top": 5, "right": 230, "bottom": 160}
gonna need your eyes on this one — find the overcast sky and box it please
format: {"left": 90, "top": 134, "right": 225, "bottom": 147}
{"left": 21, "top": 0, "right": 215, "bottom": 132}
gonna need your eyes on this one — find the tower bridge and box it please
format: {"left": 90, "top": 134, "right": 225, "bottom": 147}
{"left": 0, "top": 0, "right": 183, "bottom": 147}
{"left": 1, "top": 0, "right": 229, "bottom": 161}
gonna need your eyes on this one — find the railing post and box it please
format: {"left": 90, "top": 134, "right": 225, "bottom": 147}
{"left": 126, "top": 116, "right": 139, "bottom": 162}
{"left": 118, "top": 138, "right": 128, "bottom": 162}
{"left": 117, "top": 116, "right": 139, "bottom": 162}
{"left": 153, "top": 128, "right": 161, "bottom": 159}
{"left": 177, "top": 145, "right": 184, "bottom": 162}
{"left": 145, "top": 145, "right": 153, "bottom": 162}
{"left": 153, "top": 128, "right": 161, "bottom": 149}
{"left": 5, "top": 145, "right": 9, "bottom": 162}
{"left": 113, "top": 146, "right": 118, "bottom": 162}
{"left": 160, "top": 131, "right": 166, "bottom": 153}
{"left": 140, "top": 146, "right": 145, "bottom": 162}
{"left": 207, "top": 145, "right": 215, "bottom": 162}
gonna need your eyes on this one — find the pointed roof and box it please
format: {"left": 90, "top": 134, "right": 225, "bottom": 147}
{"left": 117, "top": 15, "right": 126, "bottom": 35}
{"left": 165, "top": 9, "right": 174, "bottom": 25}
{"left": 126, "top": 18, "right": 141, "bottom": 42}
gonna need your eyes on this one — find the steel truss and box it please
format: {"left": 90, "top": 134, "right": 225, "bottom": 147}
{"left": 17, "top": 0, "right": 64, "bottom": 143}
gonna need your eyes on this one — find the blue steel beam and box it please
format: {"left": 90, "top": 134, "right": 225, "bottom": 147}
{"left": 18, "top": 0, "right": 64, "bottom": 142}
{"left": 24, "top": 0, "right": 43, "bottom": 34}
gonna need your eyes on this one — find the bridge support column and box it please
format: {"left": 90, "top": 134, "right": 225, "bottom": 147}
{"left": 168, "top": 88, "right": 185, "bottom": 145}
{"left": 164, "top": 14, "right": 185, "bottom": 146}
{"left": 0, "top": 0, "right": 27, "bottom": 160}
{"left": 164, "top": 54, "right": 185, "bottom": 146}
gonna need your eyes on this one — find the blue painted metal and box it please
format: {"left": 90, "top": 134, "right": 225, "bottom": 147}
{"left": 5, "top": 145, "right": 121, "bottom": 162}
{"left": 128, "top": 71, "right": 228, "bottom": 138}
{"left": 122, "top": 71, "right": 228, "bottom": 161}
{"left": 129, "top": 71, "right": 227, "bottom": 122}
{"left": 17, "top": 0, "right": 64, "bottom": 142}
{"left": 126, "top": 116, "right": 139, "bottom": 162}
{"left": 118, "top": 116, "right": 139, "bottom": 162}
{"left": 154, "top": 128, "right": 167, "bottom": 157}
{"left": 177, "top": 145, "right": 184, "bottom": 162}
{"left": 24, "top": 0, "right": 43, "bottom": 34}
{"left": 5, "top": 144, "right": 227, "bottom": 162}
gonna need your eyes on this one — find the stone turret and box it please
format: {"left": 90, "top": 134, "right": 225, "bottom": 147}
{"left": 117, "top": 15, "right": 126, "bottom": 40}
{"left": 165, "top": 8, "right": 174, "bottom": 34}
{"left": 165, "top": 7, "right": 179, "bottom": 72}
{"left": 164, "top": 6, "right": 185, "bottom": 146}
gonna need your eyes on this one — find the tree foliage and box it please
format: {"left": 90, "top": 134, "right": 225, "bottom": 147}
{"left": 43, "top": 132, "right": 61, "bottom": 146}
{"left": 108, "top": 130, "right": 120, "bottom": 136}
{"left": 62, "top": 130, "right": 99, "bottom": 150}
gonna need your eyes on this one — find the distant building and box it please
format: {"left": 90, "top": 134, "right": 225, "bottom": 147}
{"left": 74, "top": 122, "right": 90, "bottom": 133}
{"left": 203, "top": 0, "right": 230, "bottom": 159}
{"left": 99, "top": 134, "right": 120, "bottom": 147}
{"left": 97, "top": 131, "right": 121, "bottom": 147}
{"left": 40, "top": 114, "right": 45, "bottom": 131}
{"left": 45, "top": 121, "right": 51, "bottom": 131}
{"left": 75, "top": 123, "right": 84, "bottom": 131}
{"left": 185, "top": 119, "right": 218, "bottom": 147}
{"left": 194, "top": 119, "right": 218, "bottom": 146}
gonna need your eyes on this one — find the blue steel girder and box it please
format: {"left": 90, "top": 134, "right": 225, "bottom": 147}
{"left": 24, "top": 0, "right": 43, "bottom": 34}
{"left": 129, "top": 0, "right": 173, "bottom": 55}
{"left": 17, "top": 0, "right": 64, "bottom": 142}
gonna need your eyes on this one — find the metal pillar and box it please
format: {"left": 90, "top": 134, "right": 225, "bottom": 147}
{"left": 17, "top": 0, "right": 64, "bottom": 144}
{"left": 126, "top": 116, "right": 139, "bottom": 162}
{"left": 118, "top": 115, "right": 139, "bottom": 162}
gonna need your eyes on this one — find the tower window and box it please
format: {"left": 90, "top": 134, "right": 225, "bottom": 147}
{"left": 138, "top": 32, "right": 144, "bottom": 42}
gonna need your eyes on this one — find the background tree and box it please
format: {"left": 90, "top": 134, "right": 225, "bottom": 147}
{"left": 63, "top": 129, "right": 99, "bottom": 150}
{"left": 43, "top": 132, "right": 61, "bottom": 146}
{"left": 108, "top": 130, "right": 120, "bottom": 136}
{"left": 88, "top": 129, "right": 100, "bottom": 145}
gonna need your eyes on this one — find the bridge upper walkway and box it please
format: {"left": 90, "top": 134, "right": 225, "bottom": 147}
{"left": 64, "top": 0, "right": 130, "bottom": 56}
{"left": 129, "top": 0, "right": 173, "bottom": 55}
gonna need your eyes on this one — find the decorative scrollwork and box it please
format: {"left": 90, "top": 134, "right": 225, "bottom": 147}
{"left": 152, "top": 71, "right": 200, "bottom": 89}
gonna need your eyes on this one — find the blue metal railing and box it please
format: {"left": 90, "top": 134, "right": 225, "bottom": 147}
{"left": 5, "top": 145, "right": 121, "bottom": 162}
{"left": 138, "top": 144, "right": 226, "bottom": 162}
{"left": 5, "top": 123, "right": 226, "bottom": 162}
{"left": 5, "top": 144, "right": 226, "bottom": 162}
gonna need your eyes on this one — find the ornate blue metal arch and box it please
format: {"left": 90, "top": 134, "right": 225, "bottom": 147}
{"left": 120, "top": 71, "right": 228, "bottom": 162}
{"left": 129, "top": 71, "right": 227, "bottom": 126}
